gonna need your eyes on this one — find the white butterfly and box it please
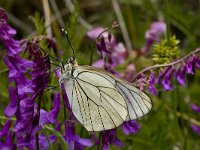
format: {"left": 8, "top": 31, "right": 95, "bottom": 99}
{"left": 60, "top": 57, "right": 152, "bottom": 132}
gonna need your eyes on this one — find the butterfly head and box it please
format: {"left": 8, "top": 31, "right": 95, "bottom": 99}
{"left": 60, "top": 57, "right": 78, "bottom": 82}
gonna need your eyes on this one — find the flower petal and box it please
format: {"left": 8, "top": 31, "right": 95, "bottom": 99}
{"left": 0, "top": 120, "right": 12, "bottom": 137}
{"left": 148, "top": 71, "right": 158, "bottom": 95}
{"left": 122, "top": 120, "right": 141, "bottom": 135}
{"left": 4, "top": 87, "right": 18, "bottom": 117}
{"left": 175, "top": 64, "right": 187, "bottom": 86}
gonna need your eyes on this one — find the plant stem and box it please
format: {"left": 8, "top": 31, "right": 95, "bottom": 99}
{"left": 132, "top": 48, "right": 200, "bottom": 81}
{"left": 42, "top": 125, "right": 54, "bottom": 150}
{"left": 36, "top": 95, "right": 42, "bottom": 150}
{"left": 42, "top": 0, "right": 52, "bottom": 37}
{"left": 0, "top": 68, "right": 8, "bottom": 74}
{"left": 164, "top": 0, "right": 171, "bottom": 45}
{"left": 111, "top": 0, "right": 133, "bottom": 51}
{"left": 97, "top": 132, "right": 102, "bottom": 150}
{"left": 0, "top": 115, "right": 16, "bottom": 121}
{"left": 49, "top": 0, "right": 65, "bottom": 28}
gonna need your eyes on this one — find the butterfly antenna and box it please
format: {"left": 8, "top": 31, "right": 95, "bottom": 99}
{"left": 61, "top": 28, "right": 75, "bottom": 59}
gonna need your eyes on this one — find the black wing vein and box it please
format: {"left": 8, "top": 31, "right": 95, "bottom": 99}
{"left": 74, "top": 82, "right": 84, "bottom": 125}
{"left": 116, "top": 82, "right": 139, "bottom": 118}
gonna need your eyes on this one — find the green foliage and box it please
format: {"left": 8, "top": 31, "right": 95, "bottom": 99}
{"left": 152, "top": 36, "right": 180, "bottom": 65}
{"left": 30, "top": 12, "right": 46, "bottom": 35}
{"left": 43, "top": 126, "right": 68, "bottom": 149}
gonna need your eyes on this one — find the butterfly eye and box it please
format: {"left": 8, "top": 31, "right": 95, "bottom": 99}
{"left": 68, "top": 56, "right": 74, "bottom": 64}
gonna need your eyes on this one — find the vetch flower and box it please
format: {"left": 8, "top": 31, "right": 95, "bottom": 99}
{"left": 175, "top": 64, "right": 187, "bottom": 86}
{"left": 102, "top": 129, "right": 123, "bottom": 150}
{"left": 146, "top": 21, "right": 166, "bottom": 42}
{"left": 96, "top": 37, "right": 111, "bottom": 56}
{"left": 3, "top": 55, "right": 33, "bottom": 80}
{"left": 87, "top": 27, "right": 115, "bottom": 45}
{"left": 196, "top": 57, "right": 200, "bottom": 69}
{"left": 4, "top": 87, "right": 18, "bottom": 117}
{"left": 65, "top": 120, "right": 93, "bottom": 150}
{"left": 141, "top": 21, "right": 166, "bottom": 54}
{"left": 111, "top": 42, "right": 127, "bottom": 67}
{"left": 15, "top": 75, "right": 34, "bottom": 96}
{"left": 122, "top": 120, "right": 141, "bottom": 135}
{"left": 148, "top": 71, "right": 158, "bottom": 95}
{"left": 186, "top": 56, "right": 197, "bottom": 75}
{"left": 88, "top": 26, "right": 127, "bottom": 69}
{"left": 190, "top": 124, "right": 200, "bottom": 135}
{"left": 156, "top": 66, "right": 171, "bottom": 85}
{"left": 123, "top": 64, "right": 136, "bottom": 81}
{"left": 40, "top": 93, "right": 60, "bottom": 125}
{"left": 0, "top": 8, "right": 7, "bottom": 20}
{"left": 191, "top": 103, "right": 200, "bottom": 114}
{"left": 0, "top": 120, "right": 12, "bottom": 137}
{"left": 161, "top": 66, "right": 175, "bottom": 91}
{"left": 0, "top": 8, "right": 21, "bottom": 56}
{"left": 92, "top": 59, "right": 105, "bottom": 68}
{"left": 0, "top": 131, "right": 14, "bottom": 149}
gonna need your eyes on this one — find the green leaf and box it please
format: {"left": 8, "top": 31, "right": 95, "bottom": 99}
{"left": 43, "top": 125, "right": 68, "bottom": 150}
{"left": 30, "top": 12, "right": 46, "bottom": 35}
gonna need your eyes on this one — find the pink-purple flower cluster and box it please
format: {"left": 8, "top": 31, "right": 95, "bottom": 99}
{"left": 145, "top": 53, "right": 200, "bottom": 95}
{"left": 0, "top": 8, "right": 61, "bottom": 149}
{"left": 190, "top": 103, "right": 200, "bottom": 135}
{"left": 87, "top": 27, "right": 127, "bottom": 75}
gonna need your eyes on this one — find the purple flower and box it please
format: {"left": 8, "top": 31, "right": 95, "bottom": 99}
{"left": 122, "top": 120, "right": 141, "bottom": 135}
{"left": 145, "top": 21, "right": 166, "bottom": 42}
{"left": 190, "top": 124, "right": 200, "bottom": 135}
{"left": 111, "top": 43, "right": 126, "bottom": 67}
{"left": 0, "top": 120, "right": 12, "bottom": 137}
{"left": 0, "top": 131, "right": 14, "bottom": 149}
{"left": 175, "top": 64, "right": 187, "bottom": 86}
{"left": 186, "top": 56, "right": 197, "bottom": 74}
{"left": 156, "top": 66, "right": 171, "bottom": 84}
{"left": 15, "top": 75, "right": 34, "bottom": 96}
{"left": 65, "top": 120, "right": 93, "bottom": 150}
{"left": 0, "top": 8, "right": 21, "bottom": 56}
{"left": 123, "top": 64, "right": 136, "bottom": 81}
{"left": 3, "top": 55, "right": 33, "bottom": 80}
{"left": 87, "top": 26, "right": 126, "bottom": 68}
{"left": 161, "top": 66, "right": 175, "bottom": 91}
{"left": 87, "top": 27, "right": 115, "bottom": 45}
{"left": 92, "top": 59, "right": 105, "bottom": 68}
{"left": 4, "top": 87, "right": 18, "bottom": 117}
{"left": 102, "top": 129, "right": 123, "bottom": 150}
{"left": 196, "top": 57, "right": 200, "bottom": 69}
{"left": 17, "top": 134, "right": 56, "bottom": 150}
{"left": 40, "top": 93, "right": 60, "bottom": 125}
{"left": 191, "top": 103, "right": 200, "bottom": 114}
{"left": 148, "top": 71, "right": 158, "bottom": 95}
{"left": 135, "top": 73, "right": 146, "bottom": 91}
{"left": 141, "top": 21, "right": 166, "bottom": 54}
{"left": 0, "top": 8, "right": 8, "bottom": 20}
{"left": 96, "top": 37, "right": 111, "bottom": 56}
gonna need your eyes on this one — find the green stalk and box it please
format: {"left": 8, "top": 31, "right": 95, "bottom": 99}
{"left": 164, "top": 0, "right": 171, "bottom": 46}
{"left": 36, "top": 95, "right": 42, "bottom": 150}
{"left": 43, "top": 126, "right": 54, "bottom": 150}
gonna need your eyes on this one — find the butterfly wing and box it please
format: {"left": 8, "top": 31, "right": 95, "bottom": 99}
{"left": 79, "top": 66, "right": 152, "bottom": 121}
{"left": 63, "top": 66, "right": 128, "bottom": 131}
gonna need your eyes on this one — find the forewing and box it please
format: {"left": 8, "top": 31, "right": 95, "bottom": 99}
{"left": 79, "top": 66, "right": 152, "bottom": 121}
{"left": 63, "top": 67, "right": 128, "bottom": 131}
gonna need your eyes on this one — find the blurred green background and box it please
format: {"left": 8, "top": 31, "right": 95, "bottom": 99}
{"left": 1, "top": 0, "right": 200, "bottom": 150}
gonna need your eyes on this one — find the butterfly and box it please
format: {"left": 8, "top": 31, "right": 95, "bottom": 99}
{"left": 60, "top": 56, "right": 152, "bottom": 132}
